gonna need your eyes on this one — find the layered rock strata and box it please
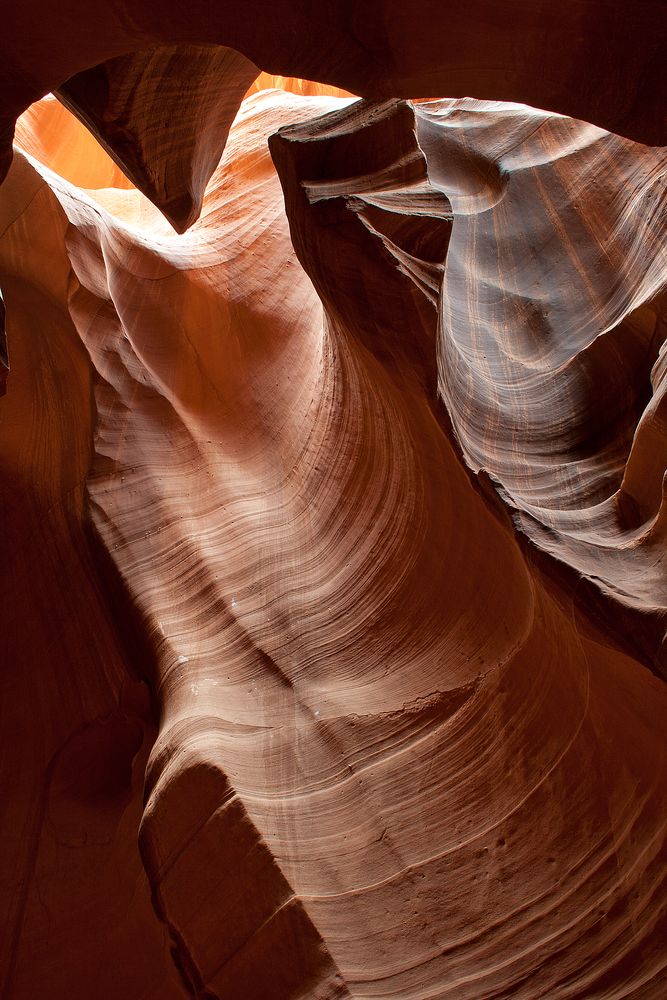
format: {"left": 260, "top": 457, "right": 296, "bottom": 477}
{"left": 1, "top": 0, "right": 666, "bottom": 204}
{"left": 0, "top": 86, "right": 665, "bottom": 997}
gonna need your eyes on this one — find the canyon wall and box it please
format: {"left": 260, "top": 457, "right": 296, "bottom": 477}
{"left": 0, "top": 10, "right": 665, "bottom": 1000}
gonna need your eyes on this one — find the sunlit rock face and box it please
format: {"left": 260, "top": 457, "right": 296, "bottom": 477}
{"left": 1, "top": 0, "right": 665, "bottom": 181}
{"left": 0, "top": 31, "right": 666, "bottom": 1000}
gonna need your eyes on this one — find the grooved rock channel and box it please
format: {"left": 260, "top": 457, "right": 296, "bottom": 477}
{"left": 0, "top": 25, "right": 665, "bottom": 1000}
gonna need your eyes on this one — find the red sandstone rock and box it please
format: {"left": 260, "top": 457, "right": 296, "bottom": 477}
{"left": 0, "top": 1, "right": 665, "bottom": 214}
{"left": 0, "top": 80, "right": 665, "bottom": 997}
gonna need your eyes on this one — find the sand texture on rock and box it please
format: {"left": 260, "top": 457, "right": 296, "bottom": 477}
{"left": 0, "top": 82, "right": 665, "bottom": 997}
{"left": 1, "top": 0, "right": 665, "bottom": 198}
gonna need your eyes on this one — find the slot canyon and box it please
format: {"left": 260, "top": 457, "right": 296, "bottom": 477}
{"left": 0, "top": 3, "right": 665, "bottom": 998}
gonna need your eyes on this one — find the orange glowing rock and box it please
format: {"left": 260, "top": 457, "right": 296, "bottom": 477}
{"left": 0, "top": 8, "right": 666, "bottom": 998}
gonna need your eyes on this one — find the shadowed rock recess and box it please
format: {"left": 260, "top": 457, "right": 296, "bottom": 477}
{"left": 0, "top": 9, "right": 666, "bottom": 1000}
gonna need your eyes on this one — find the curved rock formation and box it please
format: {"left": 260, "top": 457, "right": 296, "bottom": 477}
{"left": 1, "top": 0, "right": 666, "bottom": 215}
{"left": 1, "top": 77, "right": 666, "bottom": 997}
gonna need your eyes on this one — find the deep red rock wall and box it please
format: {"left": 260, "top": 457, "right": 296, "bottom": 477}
{"left": 0, "top": 10, "right": 665, "bottom": 999}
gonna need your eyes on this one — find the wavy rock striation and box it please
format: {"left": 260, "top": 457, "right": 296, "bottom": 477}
{"left": 1, "top": 86, "right": 665, "bottom": 997}
{"left": 0, "top": 113, "right": 185, "bottom": 994}
{"left": 1, "top": 0, "right": 665, "bottom": 211}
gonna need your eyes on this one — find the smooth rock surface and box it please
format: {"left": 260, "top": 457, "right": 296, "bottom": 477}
{"left": 0, "top": 1, "right": 665, "bottom": 218}
{"left": 1, "top": 86, "right": 665, "bottom": 997}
